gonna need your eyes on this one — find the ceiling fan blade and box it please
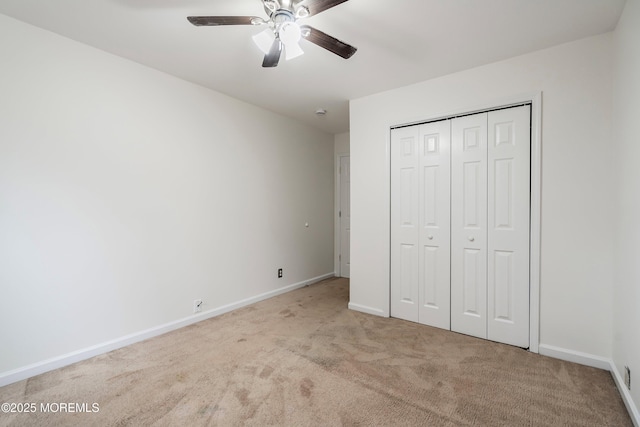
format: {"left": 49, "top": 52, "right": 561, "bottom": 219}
{"left": 187, "top": 16, "right": 262, "bottom": 26}
{"left": 262, "top": 39, "right": 282, "bottom": 67}
{"left": 298, "top": 0, "right": 349, "bottom": 17}
{"left": 300, "top": 25, "right": 356, "bottom": 59}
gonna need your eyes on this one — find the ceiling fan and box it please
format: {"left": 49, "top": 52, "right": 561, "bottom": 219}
{"left": 187, "top": 0, "right": 357, "bottom": 68}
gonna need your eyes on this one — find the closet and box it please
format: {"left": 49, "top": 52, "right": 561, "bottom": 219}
{"left": 390, "top": 105, "right": 531, "bottom": 348}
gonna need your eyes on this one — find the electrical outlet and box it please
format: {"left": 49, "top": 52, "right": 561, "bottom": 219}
{"left": 278, "top": 268, "right": 283, "bottom": 278}
{"left": 193, "top": 299, "right": 203, "bottom": 313}
{"left": 624, "top": 366, "right": 631, "bottom": 390}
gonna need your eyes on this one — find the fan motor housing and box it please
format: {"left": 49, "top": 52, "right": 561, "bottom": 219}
{"left": 264, "top": 0, "right": 295, "bottom": 17}
{"left": 273, "top": 9, "right": 295, "bottom": 26}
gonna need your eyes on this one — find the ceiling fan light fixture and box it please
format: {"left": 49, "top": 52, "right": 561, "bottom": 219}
{"left": 252, "top": 28, "right": 276, "bottom": 54}
{"left": 279, "top": 21, "right": 301, "bottom": 45}
{"left": 285, "top": 41, "right": 304, "bottom": 60}
{"left": 279, "top": 21, "right": 304, "bottom": 60}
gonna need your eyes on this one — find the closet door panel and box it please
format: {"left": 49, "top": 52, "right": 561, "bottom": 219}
{"left": 418, "top": 121, "right": 451, "bottom": 329}
{"left": 391, "top": 127, "right": 420, "bottom": 322}
{"left": 451, "top": 113, "right": 488, "bottom": 339}
{"left": 487, "top": 105, "right": 531, "bottom": 347}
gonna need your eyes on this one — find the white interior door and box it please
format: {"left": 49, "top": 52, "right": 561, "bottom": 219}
{"left": 391, "top": 126, "right": 420, "bottom": 322}
{"left": 339, "top": 156, "right": 351, "bottom": 278}
{"left": 451, "top": 113, "right": 489, "bottom": 339}
{"left": 487, "top": 106, "right": 530, "bottom": 347}
{"left": 391, "top": 121, "right": 451, "bottom": 328}
{"left": 418, "top": 121, "right": 451, "bottom": 330}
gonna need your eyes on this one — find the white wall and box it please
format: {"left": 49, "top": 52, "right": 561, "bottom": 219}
{"left": 612, "top": 0, "right": 640, "bottom": 414}
{"left": 0, "top": 14, "right": 334, "bottom": 378}
{"left": 350, "top": 34, "right": 614, "bottom": 358}
{"left": 334, "top": 132, "right": 350, "bottom": 156}
{"left": 333, "top": 132, "right": 350, "bottom": 275}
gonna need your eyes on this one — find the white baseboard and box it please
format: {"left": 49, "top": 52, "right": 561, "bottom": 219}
{"left": 610, "top": 361, "right": 640, "bottom": 427}
{"left": 538, "top": 344, "right": 612, "bottom": 370}
{"left": 538, "top": 344, "right": 639, "bottom": 426}
{"left": 0, "top": 273, "right": 334, "bottom": 388}
{"left": 348, "top": 302, "right": 386, "bottom": 317}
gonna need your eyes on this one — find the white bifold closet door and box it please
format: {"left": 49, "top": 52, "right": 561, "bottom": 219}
{"left": 391, "top": 105, "right": 530, "bottom": 348}
{"left": 450, "top": 112, "right": 488, "bottom": 339}
{"left": 390, "top": 120, "right": 451, "bottom": 329}
{"left": 487, "top": 106, "right": 530, "bottom": 347}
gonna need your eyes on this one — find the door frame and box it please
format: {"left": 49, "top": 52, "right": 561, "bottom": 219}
{"left": 388, "top": 92, "right": 542, "bottom": 353}
{"left": 336, "top": 154, "right": 351, "bottom": 277}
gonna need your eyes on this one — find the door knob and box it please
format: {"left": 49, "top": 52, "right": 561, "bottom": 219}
{"left": 427, "top": 235, "right": 433, "bottom": 240}
{"left": 468, "top": 236, "right": 475, "bottom": 242}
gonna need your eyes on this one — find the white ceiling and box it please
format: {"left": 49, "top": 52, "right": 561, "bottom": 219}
{"left": 0, "top": 0, "right": 626, "bottom": 134}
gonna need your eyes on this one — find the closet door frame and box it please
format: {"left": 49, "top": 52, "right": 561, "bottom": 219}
{"left": 388, "top": 93, "right": 542, "bottom": 353}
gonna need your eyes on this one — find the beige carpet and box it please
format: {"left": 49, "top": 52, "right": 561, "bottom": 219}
{"left": 0, "top": 277, "right": 632, "bottom": 426}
